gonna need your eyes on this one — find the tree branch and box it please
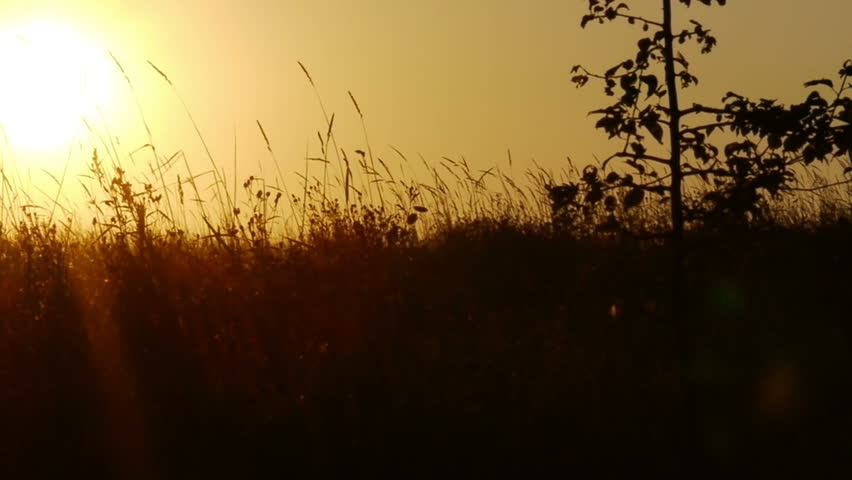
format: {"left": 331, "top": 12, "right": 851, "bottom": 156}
{"left": 610, "top": 151, "right": 672, "bottom": 165}
{"left": 679, "top": 103, "right": 727, "bottom": 116}
{"left": 615, "top": 13, "right": 664, "bottom": 28}
{"left": 680, "top": 122, "right": 734, "bottom": 136}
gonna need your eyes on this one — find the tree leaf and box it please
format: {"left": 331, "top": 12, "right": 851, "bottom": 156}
{"left": 645, "top": 122, "right": 665, "bottom": 144}
{"left": 623, "top": 188, "right": 645, "bottom": 209}
{"left": 585, "top": 188, "right": 604, "bottom": 204}
{"left": 605, "top": 64, "right": 620, "bottom": 77}
{"left": 803, "top": 78, "right": 834, "bottom": 89}
{"left": 571, "top": 75, "right": 589, "bottom": 88}
{"left": 640, "top": 75, "right": 659, "bottom": 99}
{"left": 767, "top": 135, "right": 782, "bottom": 150}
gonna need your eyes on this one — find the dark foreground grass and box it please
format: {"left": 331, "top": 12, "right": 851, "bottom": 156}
{"left": 1, "top": 212, "right": 850, "bottom": 477}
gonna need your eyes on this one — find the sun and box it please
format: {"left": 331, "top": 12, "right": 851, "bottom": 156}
{"left": 0, "top": 20, "right": 115, "bottom": 157}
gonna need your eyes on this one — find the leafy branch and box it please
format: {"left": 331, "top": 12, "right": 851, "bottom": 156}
{"left": 556, "top": 0, "right": 851, "bottom": 231}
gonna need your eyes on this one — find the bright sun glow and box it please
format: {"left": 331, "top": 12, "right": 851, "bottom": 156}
{"left": 0, "top": 20, "right": 114, "bottom": 157}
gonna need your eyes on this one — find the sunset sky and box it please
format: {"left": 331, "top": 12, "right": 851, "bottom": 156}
{"left": 0, "top": 0, "right": 849, "bottom": 200}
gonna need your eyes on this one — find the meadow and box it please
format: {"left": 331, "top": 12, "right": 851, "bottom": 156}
{"left": 0, "top": 66, "right": 851, "bottom": 477}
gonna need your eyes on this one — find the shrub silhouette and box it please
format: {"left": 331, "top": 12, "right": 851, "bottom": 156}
{"left": 558, "top": 0, "right": 852, "bottom": 469}
{"left": 560, "top": 0, "right": 850, "bottom": 232}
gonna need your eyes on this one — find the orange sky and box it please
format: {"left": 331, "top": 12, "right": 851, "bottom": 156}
{"left": 0, "top": 0, "right": 849, "bottom": 204}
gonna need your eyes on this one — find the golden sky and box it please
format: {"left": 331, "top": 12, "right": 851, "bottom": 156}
{"left": 0, "top": 0, "right": 849, "bottom": 199}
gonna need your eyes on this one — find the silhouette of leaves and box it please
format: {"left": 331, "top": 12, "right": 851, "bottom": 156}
{"left": 804, "top": 79, "right": 834, "bottom": 89}
{"left": 558, "top": 2, "right": 849, "bottom": 231}
{"left": 623, "top": 188, "right": 645, "bottom": 209}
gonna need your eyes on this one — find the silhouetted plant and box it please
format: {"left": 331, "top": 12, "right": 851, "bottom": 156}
{"left": 558, "top": 0, "right": 852, "bottom": 468}
{"left": 83, "top": 148, "right": 166, "bottom": 249}
{"left": 556, "top": 0, "right": 851, "bottom": 233}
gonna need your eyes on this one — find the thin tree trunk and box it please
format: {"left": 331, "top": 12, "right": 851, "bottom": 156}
{"left": 663, "top": 3, "right": 683, "bottom": 238}
{"left": 662, "top": 0, "right": 696, "bottom": 472}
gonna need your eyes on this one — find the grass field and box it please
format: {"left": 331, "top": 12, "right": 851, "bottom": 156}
{"left": 0, "top": 145, "right": 850, "bottom": 477}
{"left": 0, "top": 66, "right": 851, "bottom": 476}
